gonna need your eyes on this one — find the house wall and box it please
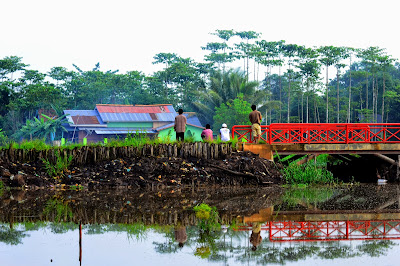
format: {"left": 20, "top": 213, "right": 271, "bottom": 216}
{"left": 153, "top": 121, "right": 170, "bottom": 128}
{"left": 107, "top": 122, "right": 152, "bottom": 128}
{"left": 158, "top": 125, "right": 204, "bottom": 142}
{"left": 78, "top": 130, "right": 104, "bottom": 143}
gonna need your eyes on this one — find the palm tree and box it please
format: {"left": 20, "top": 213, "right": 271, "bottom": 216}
{"left": 190, "top": 69, "right": 265, "bottom": 124}
{"left": 13, "top": 114, "right": 68, "bottom": 142}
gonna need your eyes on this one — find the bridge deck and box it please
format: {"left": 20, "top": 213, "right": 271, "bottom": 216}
{"left": 238, "top": 143, "right": 400, "bottom": 160}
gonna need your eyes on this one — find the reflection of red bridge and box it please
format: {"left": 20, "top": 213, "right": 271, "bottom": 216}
{"left": 235, "top": 220, "right": 400, "bottom": 242}
{"left": 232, "top": 123, "right": 400, "bottom": 160}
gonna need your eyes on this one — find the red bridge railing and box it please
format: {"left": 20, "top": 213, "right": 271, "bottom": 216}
{"left": 231, "top": 123, "right": 400, "bottom": 144}
{"left": 235, "top": 220, "right": 400, "bottom": 242}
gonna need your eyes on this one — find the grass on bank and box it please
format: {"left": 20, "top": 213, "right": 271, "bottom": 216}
{"left": 0, "top": 180, "right": 4, "bottom": 196}
{"left": 281, "top": 157, "right": 338, "bottom": 185}
{"left": 41, "top": 151, "right": 73, "bottom": 179}
{"left": 1, "top": 133, "right": 239, "bottom": 151}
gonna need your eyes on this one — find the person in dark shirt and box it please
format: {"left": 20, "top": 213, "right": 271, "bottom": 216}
{"left": 249, "top": 105, "right": 262, "bottom": 143}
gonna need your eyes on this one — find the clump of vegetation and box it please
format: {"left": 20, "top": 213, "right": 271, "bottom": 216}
{"left": 42, "top": 151, "right": 73, "bottom": 179}
{"left": 43, "top": 198, "right": 73, "bottom": 222}
{"left": 282, "top": 161, "right": 338, "bottom": 185}
{"left": 16, "top": 139, "right": 49, "bottom": 150}
{"left": 0, "top": 129, "right": 8, "bottom": 147}
{"left": 69, "top": 184, "right": 83, "bottom": 190}
{"left": 0, "top": 180, "right": 4, "bottom": 196}
{"left": 193, "top": 203, "right": 220, "bottom": 232}
{"left": 194, "top": 246, "right": 211, "bottom": 259}
{"left": 282, "top": 187, "right": 335, "bottom": 207}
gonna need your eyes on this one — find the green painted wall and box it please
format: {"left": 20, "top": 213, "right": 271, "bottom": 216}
{"left": 107, "top": 122, "right": 152, "bottom": 128}
{"left": 158, "top": 125, "right": 204, "bottom": 141}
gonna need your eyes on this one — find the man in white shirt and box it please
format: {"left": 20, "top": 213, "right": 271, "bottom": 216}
{"left": 219, "top": 123, "right": 230, "bottom": 141}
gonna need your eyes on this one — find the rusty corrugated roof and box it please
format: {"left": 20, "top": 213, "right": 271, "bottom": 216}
{"left": 64, "top": 110, "right": 104, "bottom": 125}
{"left": 71, "top": 116, "right": 100, "bottom": 125}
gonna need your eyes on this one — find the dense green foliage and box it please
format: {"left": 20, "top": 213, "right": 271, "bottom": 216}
{"left": 282, "top": 161, "right": 338, "bottom": 185}
{"left": 41, "top": 151, "right": 73, "bottom": 179}
{"left": 193, "top": 203, "right": 220, "bottom": 232}
{"left": 1, "top": 30, "right": 400, "bottom": 142}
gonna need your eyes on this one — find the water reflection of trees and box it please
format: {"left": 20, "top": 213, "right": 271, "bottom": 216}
{"left": 233, "top": 241, "right": 396, "bottom": 265}
{"left": 0, "top": 224, "right": 27, "bottom": 245}
{"left": 0, "top": 221, "right": 397, "bottom": 264}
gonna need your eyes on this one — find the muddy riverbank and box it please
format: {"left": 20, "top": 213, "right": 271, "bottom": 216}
{"left": 0, "top": 151, "right": 284, "bottom": 189}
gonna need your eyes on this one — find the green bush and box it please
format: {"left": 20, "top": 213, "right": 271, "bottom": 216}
{"left": 0, "top": 129, "right": 8, "bottom": 147}
{"left": 282, "top": 162, "right": 338, "bottom": 185}
{"left": 0, "top": 180, "right": 4, "bottom": 196}
{"left": 17, "top": 139, "right": 49, "bottom": 150}
{"left": 42, "top": 151, "right": 73, "bottom": 179}
{"left": 43, "top": 198, "right": 73, "bottom": 222}
{"left": 193, "top": 203, "right": 220, "bottom": 232}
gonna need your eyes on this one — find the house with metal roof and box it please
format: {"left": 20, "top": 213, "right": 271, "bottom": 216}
{"left": 63, "top": 104, "right": 205, "bottom": 143}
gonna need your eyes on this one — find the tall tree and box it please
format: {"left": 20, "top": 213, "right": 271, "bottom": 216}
{"left": 234, "top": 31, "right": 260, "bottom": 77}
{"left": 318, "top": 46, "right": 340, "bottom": 122}
{"left": 297, "top": 47, "right": 321, "bottom": 123}
{"left": 281, "top": 44, "right": 299, "bottom": 123}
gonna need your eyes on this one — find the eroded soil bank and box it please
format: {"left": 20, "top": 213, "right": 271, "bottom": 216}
{"left": 1, "top": 184, "right": 399, "bottom": 225}
{"left": 0, "top": 151, "right": 284, "bottom": 189}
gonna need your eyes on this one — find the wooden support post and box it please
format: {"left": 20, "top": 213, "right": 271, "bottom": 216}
{"left": 297, "top": 154, "right": 316, "bottom": 165}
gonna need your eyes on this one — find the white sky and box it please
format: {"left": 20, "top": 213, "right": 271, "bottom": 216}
{"left": 1, "top": 0, "right": 399, "bottom": 75}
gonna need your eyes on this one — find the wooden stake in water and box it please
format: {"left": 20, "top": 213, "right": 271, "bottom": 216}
{"left": 79, "top": 222, "right": 82, "bottom": 266}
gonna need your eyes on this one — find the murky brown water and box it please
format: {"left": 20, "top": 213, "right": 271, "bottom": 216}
{"left": 1, "top": 184, "right": 400, "bottom": 265}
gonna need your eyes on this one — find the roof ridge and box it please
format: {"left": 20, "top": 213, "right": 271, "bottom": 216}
{"left": 96, "top": 104, "right": 173, "bottom": 107}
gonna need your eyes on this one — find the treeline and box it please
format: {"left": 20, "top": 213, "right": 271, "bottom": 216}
{"left": 1, "top": 29, "right": 400, "bottom": 142}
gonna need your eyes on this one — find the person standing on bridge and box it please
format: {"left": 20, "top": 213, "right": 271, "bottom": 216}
{"left": 250, "top": 222, "right": 262, "bottom": 251}
{"left": 249, "top": 105, "right": 262, "bottom": 143}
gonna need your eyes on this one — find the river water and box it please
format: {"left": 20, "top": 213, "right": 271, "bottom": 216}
{"left": 1, "top": 184, "right": 400, "bottom": 265}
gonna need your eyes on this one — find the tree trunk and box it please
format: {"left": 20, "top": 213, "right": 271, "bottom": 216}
{"left": 326, "top": 65, "right": 329, "bottom": 123}
{"left": 348, "top": 56, "right": 352, "bottom": 123}
{"left": 287, "top": 71, "right": 291, "bottom": 123}
{"left": 301, "top": 92, "right": 304, "bottom": 123}
{"left": 336, "top": 70, "right": 340, "bottom": 123}
{"left": 279, "top": 65, "right": 282, "bottom": 123}
{"left": 372, "top": 75, "right": 375, "bottom": 122}
{"left": 265, "top": 110, "right": 268, "bottom": 125}
{"left": 366, "top": 75, "right": 369, "bottom": 111}
{"left": 382, "top": 72, "right": 386, "bottom": 122}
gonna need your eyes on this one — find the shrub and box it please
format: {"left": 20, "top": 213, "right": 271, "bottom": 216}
{"left": 193, "top": 203, "right": 220, "bottom": 232}
{"left": 42, "top": 151, "right": 73, "bottom": 179}
{"left": 282, "top": 161, "right": 338, "bottom": 185}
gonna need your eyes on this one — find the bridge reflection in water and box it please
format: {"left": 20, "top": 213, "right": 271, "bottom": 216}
{"left": 237, "top": 207, "right": 400, "bottom": 242}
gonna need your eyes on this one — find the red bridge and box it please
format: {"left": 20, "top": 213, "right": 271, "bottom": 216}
{"left": 232, "top": 123, "right": 400, "bottom": 144}
{"left": 232, "top": 123, "right": 400, "bottom": 161}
